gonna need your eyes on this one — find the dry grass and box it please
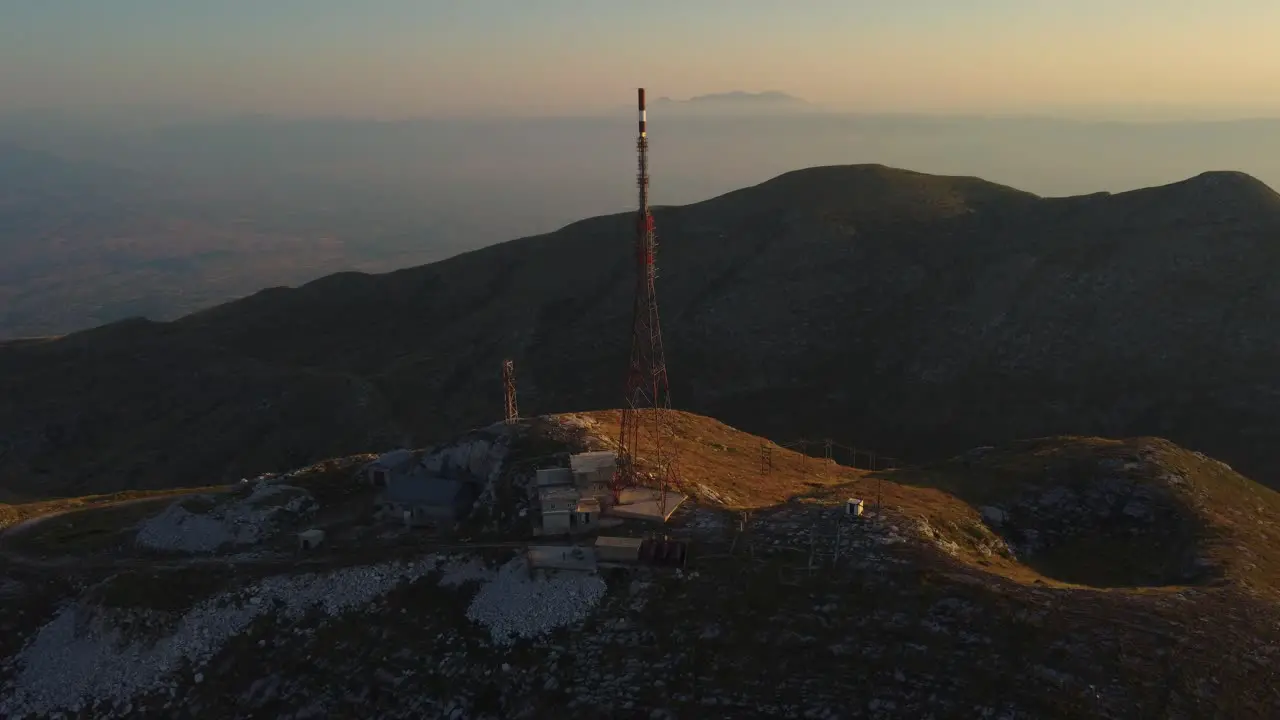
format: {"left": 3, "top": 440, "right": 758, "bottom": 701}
{"left": 9, "top": 409, "right": 1280, "bottom": 601}
{"left": 873, "top": 435, "right": 1280, "bottom": 595}
{"left": 0, "top": 455, "right": 380, "bottom": 561}
{"left": 0, "top": 486, "right": 229, "bottom": 533}
{"left": 1137, "top": 439, "right": 1280, "bottom": 598}
{"left": 552, "top": 412, "right": 1280, "bottom": 595}
{"left": 550, "top": 410, "right": 1029, "bottom": 579}
{"left": 538, "top": 412, "right": 1280, "bottom": 717}
{"left": 563, "top": 409, "right": 869, "bottom": 510}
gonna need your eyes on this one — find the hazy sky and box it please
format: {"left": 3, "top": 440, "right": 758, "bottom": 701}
{"left": 3, "top": 1, "right": 1280, "bottom": 118}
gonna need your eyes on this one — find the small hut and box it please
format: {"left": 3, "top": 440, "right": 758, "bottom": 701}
{"left": 297, "top": 529, "right": 326, "bottom": 550}
{"left": 365, "top": 449, "right": 416, "bottom": 487}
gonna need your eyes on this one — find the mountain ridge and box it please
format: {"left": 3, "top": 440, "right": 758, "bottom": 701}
{"left": 647, "top": 90, "right": 813, "bottom": 115}
{"left": 653, "top": 90, "right": 807, "bottom": 104}
{"left": 4, "top": 164, "right": 1280, "bottom": 499}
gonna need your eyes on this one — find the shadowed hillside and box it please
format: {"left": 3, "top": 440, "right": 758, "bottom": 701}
{"left": 4, "top": 164, "right": 1280, "bottom": 498}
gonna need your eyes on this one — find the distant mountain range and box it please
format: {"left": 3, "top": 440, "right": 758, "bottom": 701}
{"left": 4, "top": 164, "right": 1280, "bottom": 499}
{"left": 649, "top": 91, "right": 812, "bottom": 114}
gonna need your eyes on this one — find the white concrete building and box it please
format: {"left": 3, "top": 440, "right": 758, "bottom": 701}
{"left": 365, "top": 449, "right": 416, "bottom": 487}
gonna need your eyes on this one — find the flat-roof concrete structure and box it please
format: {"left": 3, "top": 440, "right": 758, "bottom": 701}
{"left": 537, "top": 485, "right": 577, "bottom": 535}
{"left": 536, "top": 467, "right": 574, "bottom": 487}
{"left": 539, "top": 485, "right": 580, "bottom": 513}
{"left": 608, "top": 488, "right": 687, "bottom": 522}
{"left": 537, "top": 486, "right": 607, "bottom": 536}
{"left": 570, "top": 451, "right": 617, "bottom": 473}
{"left": 595, "top": 535, "right": 643, "bottom": 564}
{"left": 570, "top": 451, "right": 617, "bottom": 492}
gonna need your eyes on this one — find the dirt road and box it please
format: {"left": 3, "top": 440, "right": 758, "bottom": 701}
{"left": 0, "top": 492, "right": 532, "bottom": 573}
{"left": 0, "top": 491, "right": 231, "bottom": 570}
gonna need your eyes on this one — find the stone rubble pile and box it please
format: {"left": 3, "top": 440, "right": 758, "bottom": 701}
{"left": 0, "top": 556, "right": 441, "bottom": 718}
{"left": 134, "top": 481, "right": 317, "bottom": 553}
{"left": 466, "top": 557, "right": 607, "bottom": 645}
{"left": 133, "top": 502, "right": 235, "bottom": 553}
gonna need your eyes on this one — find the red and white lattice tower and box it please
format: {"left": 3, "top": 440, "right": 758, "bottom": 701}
{"left": 614, "top": 88, "right": 678, "bottom": 519}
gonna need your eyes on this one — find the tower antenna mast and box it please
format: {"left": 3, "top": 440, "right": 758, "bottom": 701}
{"left": 615, "top": 88, "right": 678, "bottom": 519}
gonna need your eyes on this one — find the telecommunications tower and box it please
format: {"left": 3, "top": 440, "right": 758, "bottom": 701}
{"left": 614, "top": 87, "right": 678, "bottom": 519}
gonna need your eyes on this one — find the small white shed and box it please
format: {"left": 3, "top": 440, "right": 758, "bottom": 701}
{"left": 366, "top": 449, "right": 416, "bottom": 487}
{"left": 298, "top": 528, "right": 326, "bottom": 550}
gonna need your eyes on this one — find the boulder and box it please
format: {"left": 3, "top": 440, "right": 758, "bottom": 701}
{"left": 980, "top": 506, "right": 1007, "bottom": 527}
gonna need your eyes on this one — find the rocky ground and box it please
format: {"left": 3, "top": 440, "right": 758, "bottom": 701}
{"left": 4, "top": 503, "right": 1273, "bottom": 719}
{"left": 2, "top": 414, "right": 1279, "bottom": 718}
{"left": 134, "top": 480, "right": 319, "bottom": 553}
{"left": 0, "top": 510, "right": 1025, "bottom": 719}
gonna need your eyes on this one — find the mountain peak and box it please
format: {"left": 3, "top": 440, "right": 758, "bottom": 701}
{"left": 1115, "top": 170, "right": 1280, "bottom": 216}
{"left": 694, "top": 164, "right": 1039, "bottom": 220}
{"left": 1181, "top": 170, "right": 1277, "bottom": 194}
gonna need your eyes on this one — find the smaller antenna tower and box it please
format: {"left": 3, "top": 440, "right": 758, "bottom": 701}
{"left": 502, "top": 359, "right": 519, "bottom": 425}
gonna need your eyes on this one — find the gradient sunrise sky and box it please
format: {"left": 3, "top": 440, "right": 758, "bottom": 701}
{"left": 3, "top": 0, "right": 1278, "bottom": 118}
